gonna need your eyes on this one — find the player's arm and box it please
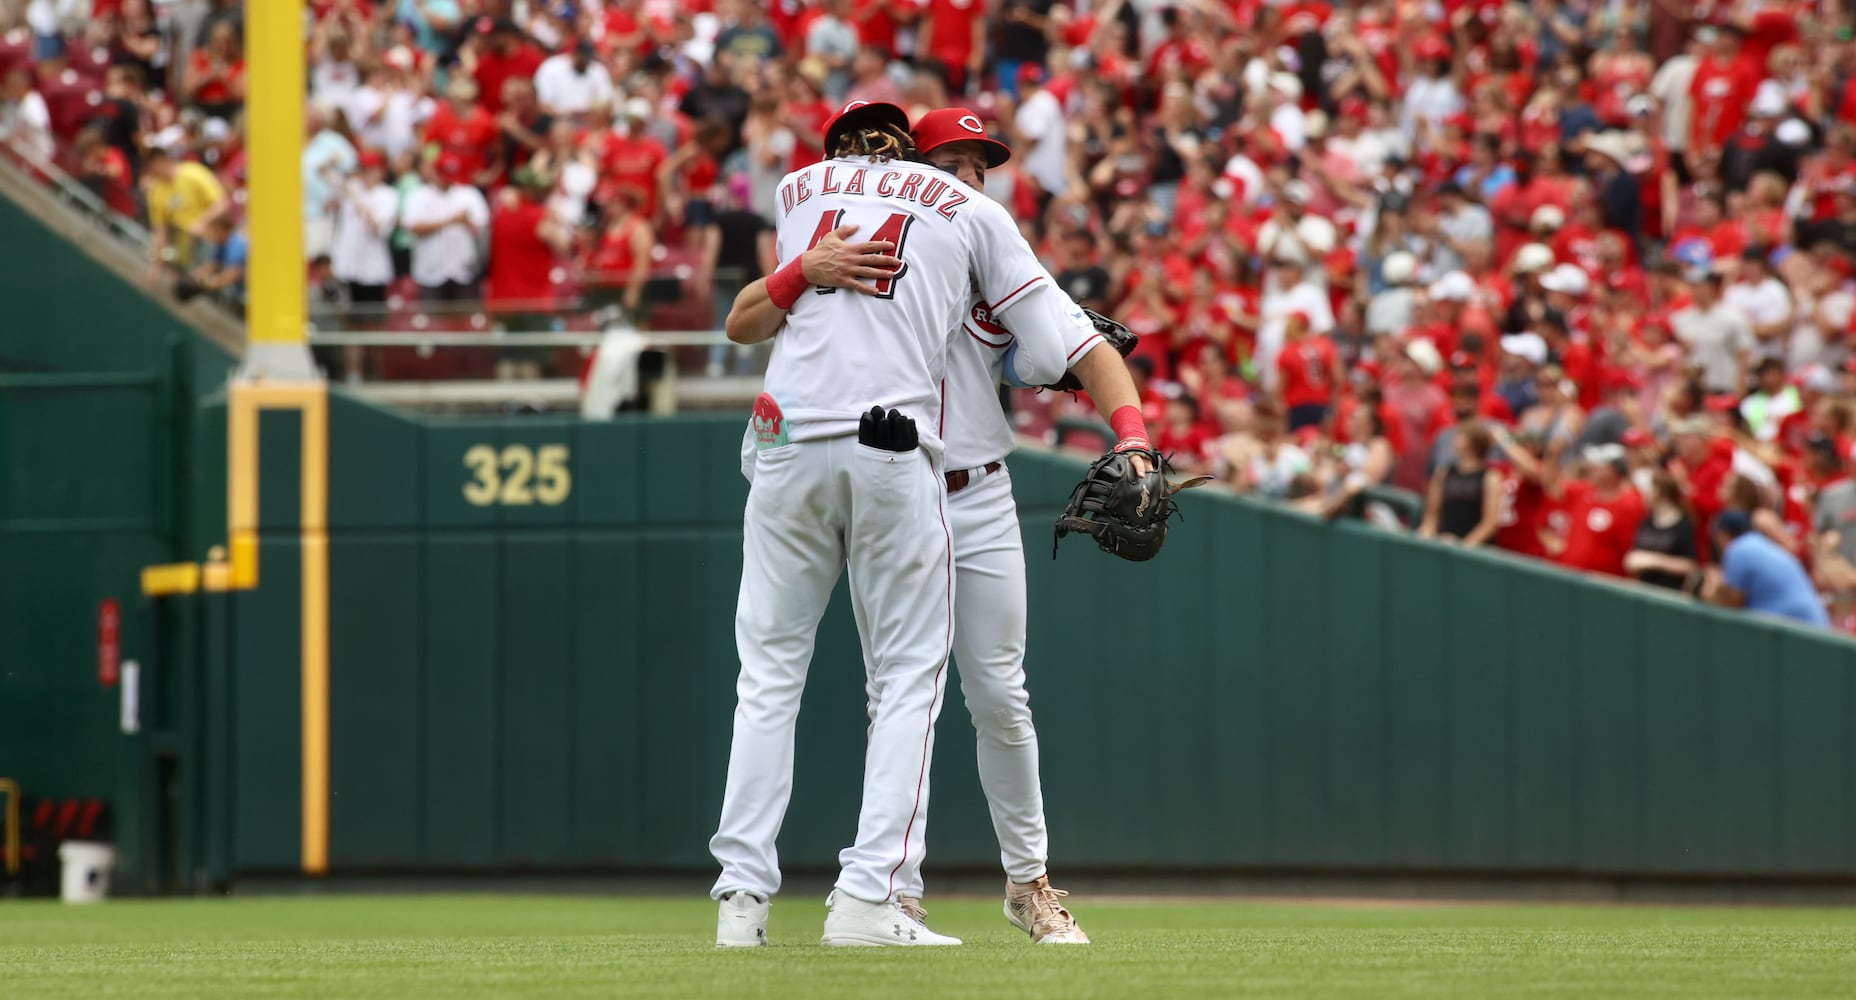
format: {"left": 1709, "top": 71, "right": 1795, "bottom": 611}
{"left": 995, "top": 283, "right": 1083, "bottom": 388}
{"left": 1069, "top": 343, "right": 1139, "bottom": 427}
{"left": 725, "top": 280, "right": 787, "bottom": 345}
{"left": 724, "top": 225, "right": 903, "bottom": 344}
{"left": 1068, "top": 340, "right": 1155, "bottom": 472}
{"left": 967, "top": 192, "right": 1088, "bottom": 388}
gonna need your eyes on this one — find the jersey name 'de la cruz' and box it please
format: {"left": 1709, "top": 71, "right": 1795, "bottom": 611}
{"left": 762, "top": 154, "right": 1054, "bottom": 460}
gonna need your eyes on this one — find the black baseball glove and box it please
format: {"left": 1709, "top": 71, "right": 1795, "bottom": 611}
{"left": 1040, "top": 309, "right": 1137, "bottom": 393}
{"left": 1053, "top": 447, "right": 1211, "bottom": 561}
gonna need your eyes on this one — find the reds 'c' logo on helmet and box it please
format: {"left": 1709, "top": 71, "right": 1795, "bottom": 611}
{"left": 957, "top": 114, "right": 984, "bottom": 134}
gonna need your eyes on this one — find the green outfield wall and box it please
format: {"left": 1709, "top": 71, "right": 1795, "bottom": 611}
{"left": 0, "top": 192, "right": 235, "bottom": 894}
{"left": 7, "top": 178, "right": 1856, "bottom": 892}
{"left": 189, "top": 398, "right": 1856, "bottom": 885}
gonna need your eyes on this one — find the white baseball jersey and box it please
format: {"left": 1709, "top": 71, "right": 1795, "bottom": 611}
{"left": 943, "top": 287, "right": 1103, "bottom": 470}
{"left": 400, "top": 182, "right": 490, "bottom": 287}
{"left": 533, "top": 53, "right": 616, "bottom": 116}
{"left": 762, "top": 155, "right": 1058, "bottom": 459}
{"left": 331, "top": 182, "right": 400, "bottom": 286}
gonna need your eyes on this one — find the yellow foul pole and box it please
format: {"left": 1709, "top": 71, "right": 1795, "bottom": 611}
{"left": 244, "top": 0, "right": 312, "bottom": 375}
{"left": 242, "top": 0, "right": 330, "bottom": 877}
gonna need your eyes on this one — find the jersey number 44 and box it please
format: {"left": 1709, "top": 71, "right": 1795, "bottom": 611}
{"left": 806, "top": 209, "right": 915, "bottom": 300}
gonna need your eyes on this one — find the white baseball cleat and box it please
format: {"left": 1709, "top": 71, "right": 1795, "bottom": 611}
{"left": 715, "top": 891, "right": 769, "bottom": 948}
{"left": 1004, "top": 875, "right": 1090, "bottom": 944}
{"left": 820, "top": 890, "right": 961, "bottom": 947}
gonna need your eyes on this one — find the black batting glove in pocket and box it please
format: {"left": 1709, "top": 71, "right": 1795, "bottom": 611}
{"left": 858, "top": 406, "right": 919, "bottom": 453}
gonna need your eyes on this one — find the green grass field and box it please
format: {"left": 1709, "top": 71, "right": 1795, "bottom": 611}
{"left": 6, "top": 894, "right": 1856, "bottom": 998}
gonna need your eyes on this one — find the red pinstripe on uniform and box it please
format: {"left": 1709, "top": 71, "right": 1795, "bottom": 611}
{"left": 989, "top": 275, "right": 1046, "bottom": 313}
{"left": 888, "top": 451, "right": 953, "bottom": 897}
{"left": 1065, "top": 333, "right": 1104, "bottom": 362}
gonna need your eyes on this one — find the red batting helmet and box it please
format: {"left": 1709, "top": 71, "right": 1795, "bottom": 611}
{"left": 911, "top": 107, "right": 1012, "bottom": 168}
{"left": 822, "top": 100, "right": 912, "bottom": 155}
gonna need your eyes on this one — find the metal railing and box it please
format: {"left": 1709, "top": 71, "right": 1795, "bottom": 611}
{"left": 0, "top": 135, "right": 153, "bottom": 249}
{"left": 304, "top": 330, "right": 729, "bottom": 348}
{"left": 303, "top": 264, "right": 757, "bottom": 323}
{"left": 309, "top": 326, "right": 761, "bottom": 415}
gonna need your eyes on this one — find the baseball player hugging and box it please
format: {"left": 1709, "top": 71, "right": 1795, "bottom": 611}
{"left": 711, "top": 103, "right": 1159, "bottom": 949}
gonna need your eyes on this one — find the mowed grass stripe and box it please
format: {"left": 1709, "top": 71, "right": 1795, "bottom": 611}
{"left": 4, "top": 896, "right": 1856, "bottom": 999}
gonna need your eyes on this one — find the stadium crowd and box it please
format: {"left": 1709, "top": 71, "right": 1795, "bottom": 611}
{"left": 4, "top": 0, "right": 1856, "bottom": 629}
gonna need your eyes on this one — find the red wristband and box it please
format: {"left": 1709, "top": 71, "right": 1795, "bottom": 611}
{"left": 1109, "top": 405, "right": 1148, "bottom": 448}
{"left": 766, "top": 256, "right": 809, "bottom": 311}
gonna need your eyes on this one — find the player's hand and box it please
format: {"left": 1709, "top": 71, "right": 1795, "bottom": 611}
{"left": 799, "top": 224, "right": 902, "bottom": 296}
{"left": 1113, "top": 438, "right": 1155, "bottom": 476}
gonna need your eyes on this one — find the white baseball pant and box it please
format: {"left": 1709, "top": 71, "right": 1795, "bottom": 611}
{"left": 852, "top": 462, "right": 1049, "bottom": 896}
{"left": 710, "top": 435, "right": 955, "bottom": 905}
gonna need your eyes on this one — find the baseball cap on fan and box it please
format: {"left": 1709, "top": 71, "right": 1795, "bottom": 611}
{"left": 1583, "top": 442, "right": 1629, "bottom": 472}
{"left": 912, "top": 108, "right": 1012, "bottom": 167}
{"left": 1539, "top": 263, "right": 1590, "bottom": 297}
{"left": 1428, "top": 270, "right": 1475, "bottom": 302}
{"left": 823, "top": 100, "right": 912, "bottom": 155}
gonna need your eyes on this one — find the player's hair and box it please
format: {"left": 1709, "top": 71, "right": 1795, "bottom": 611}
{"left": 830, "top": 123, "right": 915, "bottom": 163}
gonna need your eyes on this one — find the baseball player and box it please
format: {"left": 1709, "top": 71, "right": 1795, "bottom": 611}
{"left": 723, "top": 108, "right": 1155, "bottom": 945}
{"left": 709, "top": 100, "right": 1104, "bottom": 949}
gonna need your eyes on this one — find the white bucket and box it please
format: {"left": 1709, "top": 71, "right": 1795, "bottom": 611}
{"left": 57, "top": 841, "right": 115, "bottom": 904}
